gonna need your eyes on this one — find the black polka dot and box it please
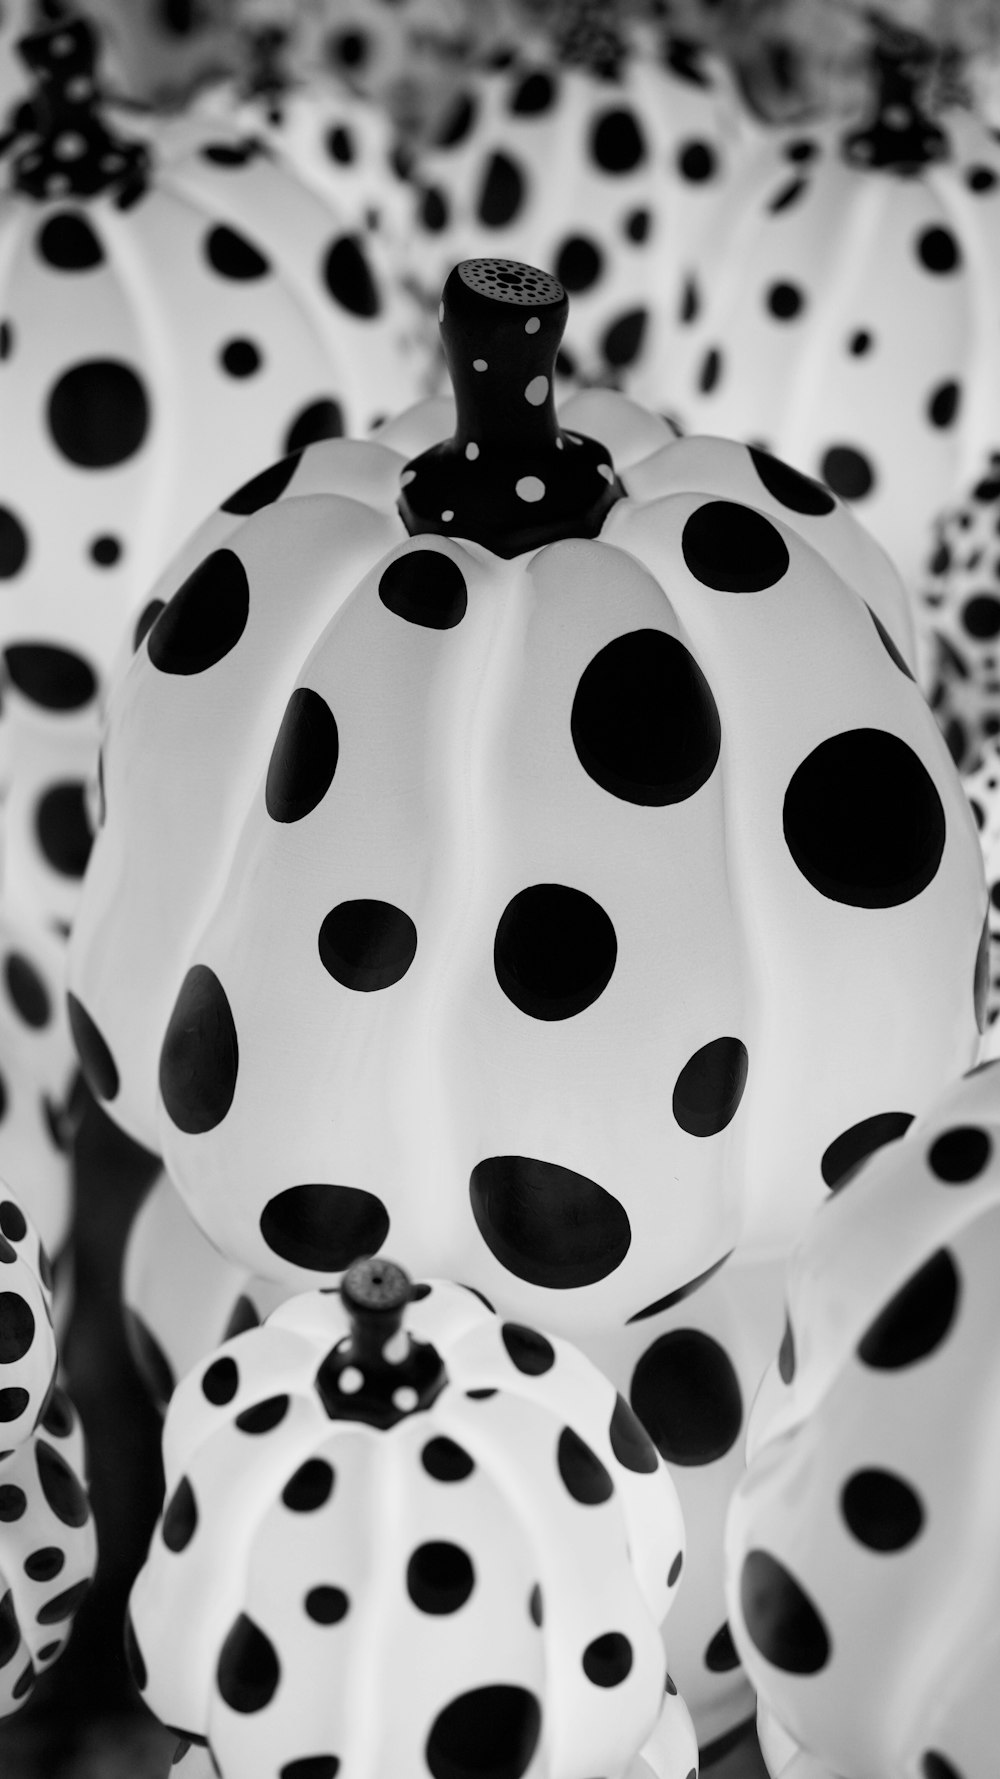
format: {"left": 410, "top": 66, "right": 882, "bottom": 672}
{"left": 378, "top": 552, "right": 468, "bottom": 629}
{"left": 858, "top": 1248, "right": 959, "bottom": 1368}
{"left": 677, "top": 140, "right": 716, "bottom": 180}
{"left": 420, "top": 185, "right": 448, "bottom": 231}
{"left": 35, "top": 1440, "right": 88, "bottom": 1527}
{"left": 927, "top": 1126, "right": 991, "bottom": 1183}
{"left": 849, "top": 329, "right": 873, "bottom": 355}
{"left": 470, "top": 1154, "right": 630, "bottom": 1288}
{"left": 976, "top": 911, "right": 991, "bottom": 1034}
{"left": 47, "top": 360, "right": 149, "bottom": 467}
{"left": 0, "top": 1486, "right": 25, "bottom": 1521}
{"left": 494, "top": 883, "right": 616, "bottom": 1021}
{"left": 305, "top": 1586, "right": 348, "bottom": 1624}
{"left": 0, "top": 1590, "right": 20, "bottom": 1669}
{"left": 124, "top": 1608, "right": 146, "bottom": 1690}
{"left": 282, "top": 1459, "right": 334, "bottom": 1512}
{"left": 673, "top": 1037, "right": 748, "bottom": 1138}
{"left": 235, "top": 1395, "right": 288, "bottom": 1434}
{"left": 698, "top": 347, "right": 722, "bottom": 393}
{"left": 425, "top": 1686, "right": 541, "bottom": 1779}
{"left": 318, "top": 900, "right": 417, "bottom": 993}
{"left": 509, "top": 70, "right": 554, "bottom": 114}
{"left": 590, "top": 108, "right": 645, "bottom": 173}
{"left": 284, "top": 400, "right": 344, "bottom": 454}
{"left": 134, "top": 600, "right": 165, "bottom": 650}
{"left": 266, "top": 688, "right": 339, "bottom": 824}
{"left": 326, "top": 122, "right": 355, "bottom": 162}
{"left": 220, "top": 339, "right": 261, "bottom": 378}
{"left": 123, "top": 1308, "right": 174, "bottom": 1409}
{"left": 769, "top": 176, "right": 809, "bottom": 213}
{"left": 572, "top": 628, "right": 720, "bottom": 805}
{"left": 783, "top": 729, "right": 945, "bottom": 908}
{"left": 0, "top": 1294, "right": 34, "bottom": 1364}
{"left": 280, "top": 1759, "right": 339, "bottom": 1779}
{"left": 922, "top": 1755, "right": 963, "bottom": 1779}
{"left": 41, "top": 1388, "right": 72, "bottom": 1441}
{"left": 90, "top": 534, "right": 121, "bottom": 566}
{"left": 260, "top": 1182, "right": 389, "bottom": 1272}
{"left": 749, "top": 447, "right": 835, "bottom": 515}
{"left": 202, "top": 1357, "right": 238, "bottom": 1404}
{"left": 148, "top": 549, "right": 249, "bottom": 676}
{"left": 24, "top": 1546, "right": 63, "bottom": 1581}
{"left": 37, "top": 210, "right": 105, "bottom": 270}
{"left": 927, "top": 381, "right": 960, "bottom": 428}
{"left": 583, "top": 1631, "right": 633, "bottom": 1686}
{"left": 37, "top": 1642, "right": 61, "bottom": 1662}
{"left": 0, "top": 1206, "right": 25, "bottom": 1245}
{"left": 0, "top": 509, "right": 28, "bottom": 578}
{"left": 601, "top": 307, "right": 648, "bottom": 368}
{"left": 820, "top": 445, "right": 874, "bottom": 500}
{"left": 162, "top": 1476, "right": 198, "bottom": 1551}
{"left": 205, "top": 225, "right": 270, "bottom": 280}
{"left": 5, "top": 954, "right": 51, "bottom": 1028}
{"left": 554, "top": 236, "right": 603, "bottom": 293}
{"left": 609, "top": 1392, "right": 658, "bottom": 1473}
{"left": 630, "top": 1331, "right": 742, "bottom": 1466}
{"left": 159, "top": 964, "right": 238, "bottom": 1135}
{"left": 222, "top": 452, "right": 299, "bottom": 516}
{"left": 821, "top": 1111, "right": 914, "bottom": 1189}
{"left": 917, "top": 226, "right": 961, "bottom": 273}
{"left": 766, "top": 281, "right": 804, "bottom": 319}
{"left": 36, "top": 782, "right": 92, "bottom": 878}
{"left": 476, "top": 152, "right": 525, "bottom": 226}
{"left": 323, "top": 235, "right": 380, "bottom": 316}
{"left": 966, "top": 164, "right": 997, "bottom": 192}
{"left": 216, "top": 1614, "right": 280, "bottom": 1713}
{"left": 528, "top": 1583, "right": 542, "bottom": 1626}
{"left": 500, "top": 1323, "right": 555, "bottom": 1376}
{"left": 740, "top": 1549, "right": 830, "bottom": 1673}
{"left": 67, "top": 994, "right": 119, "bottom": 1102}
{"left": 841, "top": 1468, "right": 924, "bottom": 1550}
{"left": 557, "top": 1426, "right": 613, "bottom": 1504}
{"left": 406, "top": 1542, "right": 475, "bottom": 1614}
{"left": 668, "top": 1551, "right": 683, "bottom": 1586}
{"left": 421, "top": 1437, "right": 474, "bottom": 1482}
{"left": 624, "top": 208, "right": 650, "bottom": 242}
{"left": 682, "top": 501, "right": 789, "bottom": 592}
{"left": 679, "top": 279, "right": 699, "bottom": 324}
{"left": 962, "top": 594, "right": 1000, "bottom": 638}
{"left": 867, "top": 607, "right": 915, "bottom": 679}
{"left": 704, "top": 1621, "right": 740, "bottom": 1671}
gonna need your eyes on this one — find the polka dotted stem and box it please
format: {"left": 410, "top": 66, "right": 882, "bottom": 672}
{"left": 313, "top": 1257, "right": 447, "bottom": 1431}
{"left": 399, "top": 259, "right": 623, "bottom": 558}
{"left": 842, "top": 29, "right": 947, "bottom": 171}
{"left": 12, "top": 19, "right": 149, "bottom": 201}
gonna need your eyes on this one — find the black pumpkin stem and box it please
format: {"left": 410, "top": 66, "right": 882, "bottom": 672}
{"left": 9, "top": 17, "right": 149, "bottom": 201}
{"left": 399, "top": 258, "right": 623, "bottom": 558}
{"left": 843, "top": 17, "right": 947, "bottom": 172}
{"left": 315, "top": 1256, "right": 446, "bottom": 1430}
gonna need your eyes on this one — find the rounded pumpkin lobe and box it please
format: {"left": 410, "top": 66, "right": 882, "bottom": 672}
{"left": 266, "top": 689, "right": 339, "bottom": 824}
{"left": 571, "top": 629, "right": 721, "bottom": 806}
{"left": 47, "top": 360, "right": 149, "bottom": 468}
{"left": 377, "top": 552, "right": 468, "bottom": 629}
{"left": 159, "top": 965, "right": 239, "bottom": 1135}
{"left": 216, "top": 1613, "right": 280, "bottom": 1713}
{"left": 318, "top": 901, "right": 417, "bottom": 992}
{"left": 259, "top": 1182, "right": 390, "bottom": 1272}
{"left": 858, "top": 1248, "right": 960, "bottom": 1368}
{"left": 739, "top": 1548, "right": 831, "bottom": 1673}
{"left": 748, "top": 446, "right": 835, "bottom": 515}
{"left": 469, "top": 1155, "right": 630, "bottom": 1288}
{"left": 682, "top": 501, "right": 790, "bottom": 591}
{"left": 494, "top": 883, "right": 617, "bottom": 1019}
{"left": 425, "top": 1686, "right": 541, "bottom": 1779}
{"left": 147, "top": 550, "right": 249, "bottom": 676}
{"left": 783, "top": 729, "right": 945, "bottom": 907}
{"left": 67, "top": 993, "right": 119, "bottom": 1102}
{"left": 672, "top": 1037, "right": 748, "bottom": 1137}
{"left": 630, "top": 1330, "right": 742, "bottom": 1466}
{"left": 821, "top": 1111, "right": 915, "bottom": 1189}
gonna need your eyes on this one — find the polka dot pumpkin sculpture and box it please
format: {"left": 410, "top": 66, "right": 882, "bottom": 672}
{"left": 0, "top": 17, "right": 423, "bottom": 928}
{"left": 0, "top": 1381, "right": 97, "bottom": 1718}
{"left": 724, "top": 1057, "right": 1000, "bottom": 1779}
{"left": 654, "top": 40, "right": 1000, "bottom": 661}
{"left": 406, "top": 10, "right": 747, "bottom": 392}
{"left": 919, "top": 448, "right": 1000, "bottom": 773}
{"left": 128, "top": 1256, "right": 697, "bottom": 1779}
{"left": 69, "top": 258, "right": 986, "bottom": 1743}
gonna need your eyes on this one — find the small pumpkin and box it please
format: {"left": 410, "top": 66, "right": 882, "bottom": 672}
{"left": 725, "top": 1057, "right": 1000, "bottom": 1779}
{"left": 918, "top": 447, "right": 1000, "bottom": 773}
{"left": 128, "top": 1256, "right": 695, "bottom": 1779}
{"left": 654, "top": 36, "right": 1000, "bottom": 654}
{"left": 0, "top": 17, "right": 424, "bottom": 927}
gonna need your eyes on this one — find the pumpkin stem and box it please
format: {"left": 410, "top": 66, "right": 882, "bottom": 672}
{"left": 398, "top": 258, "right": 623, "bottom": 559}
{"left": 315, "top": 1256, "right": 447, "bottom": 1429}
{"left": 843, "top": 17, "right": 947, "bottom": 172}
{"left": 8, "top": 16, "right": 149, "bottom": 201}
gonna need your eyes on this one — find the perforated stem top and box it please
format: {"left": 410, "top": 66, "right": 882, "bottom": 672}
{"left": 316, "top": 1257, "right": 446, "bottom": 1430}
{"left": 10, "top": 17, "right": 148, "bottom": 200}
{"left": 843, "top": 27, "right": 947, "bottom": 170}
{"left": 398, "top": 258, "right": 623, "bottom": 558}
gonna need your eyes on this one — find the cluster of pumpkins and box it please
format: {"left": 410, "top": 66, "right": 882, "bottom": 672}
{"left": 0, "top": 4, "right": 998, "bottom": 1779}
